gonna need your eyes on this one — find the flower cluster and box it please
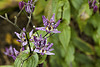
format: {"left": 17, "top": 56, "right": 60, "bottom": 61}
{"left": 4, "top": 46, "right": 24, "bottom": 60}
{"left": 4, "top": 0, "right": 61, "bottom": 61}
{"left": 34, "top": 34, "right": 55, "bottom": 55}
{"left": 88, "top": 0, "right": 98, "bottom": 13}
{"left": 19, "top": 0, "right": 35, "bottom": 13}
{"left": 36, "top": 14, "right": 61, "bottom": 33}
{"left": 14, "top": 28, "right": 33, "bottom": 46}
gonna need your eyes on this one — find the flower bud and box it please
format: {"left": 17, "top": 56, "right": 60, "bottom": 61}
{"left": 19, "top": 1, "right": 24, "bottom": 9}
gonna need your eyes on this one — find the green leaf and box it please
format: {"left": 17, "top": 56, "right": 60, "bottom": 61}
{"left": 62, "top": 0, "right": 70, "bottom": 25}
{"left": 59, "top": 26, "right": 71, "bottom": 50}
{"left": 38, "top": 54, "right": 47, "bottom": 64}
{"left": 0, "top": 65, "right": 13, "bottom": 67}
{"left": 75, "top": 53, "right": 94, "bottom": 64}
{"left": 70, "top": 0, "right": 83, "bottom": 10}
{"left": 72, "top": 37, "right": 94, "bottom": 54}
{"left": 65, "top": 42, "right": 75, "bottom": 65}
{"left": 34, "top": 0, "right": 47, "bottom": 15}
{"left": 14, "top": 52, "right": 38, "bottom": 67}
{"left": 95, "top": 46, "right": 100, "bottom": 57}
{"left": 77, "top": 3, "right": 92, "bottom": 31}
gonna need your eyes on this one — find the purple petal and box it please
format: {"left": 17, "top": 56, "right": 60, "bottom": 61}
{"left": 92, "top": 0, "right": 96, "bottom": 7}
{"left": 22, "top": 32, "right": 26, "bottom": 37}
{"left": 13, "top": 48, "right": 19, "bottom": 56}
{"left": 4, "top": 48, "right": 9, "bottom": 55}
{"left": 25, "top": 5, "right": 31, "bottom": 13}
{"left": 34, "top": 36, "right": 37, "bottom": 42}
{"left": 19, "top": 1, "right": 24, "bottom": 9}
{"left": 39, "top": 34, "right": 43, "bottom": 40}
{"left": 22, "top": 47, "right": 25, "bottom": 51}
{"left": 42, "top": 16, "right": 48, "bottom": 27}
{"left": 41, "top": 53, "right": 45, "bottom": 55}
{"left": 29, "top": 29, "right": 33, "bottom": 37}
{"left": 22, "top": 41, "right": 27, "bottom": 46}
{"left": 15, "top": 32, "right": 21, "bottom": 39}
{"left": 17, "top": 40, "right": 21, "bottom": 42}
{"left": 44, "top": 38, "right": 47, "bottom": 45}
{"left": 45, "top": 51, "right": 55, "bottom": 55}
{"left": 32, "top": 6, "right": 35, "bottom": 12}
{"left": 36, "top": 27, "right": 46, "bottom": 31}
{"left": 34, "top": 49, "right": 41, "bottom": 53}
{"left": 49, "top": 49, "right": 54, "bottom": 51}
{"left": 9, "top": 46, "right": 14, "bottom": 55}
{"left": 11, "top": 55, "right": 16, "bottom": 60}
{"left": 93, "top": 5, "right": 98, "bottom": 13}
{"left": 54, "top": 20, "right": 61, "bottom": 29}
{"left": 50, "top": 14, "right": 55, "bottom": 23}
{"left": 52, "top": 29, "right": 61, "bottom": 33}
{"left": 88, "top": 0, "right": 92, "bottom": 9}
{"left": 23, "top": 28, "right": 26, "bottom": 32}
{"left": 46, "top": 43, "right": 53, "bottom": 50}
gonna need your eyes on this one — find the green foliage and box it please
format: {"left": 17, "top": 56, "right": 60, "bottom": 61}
{"left": 14, "top": 52, "right": 38, "bottom": 67}
{"left": 59, "top": 26, "right": 71, "bottom": 50}
{"left": 38, "top": 54, "right": 47, "bottom": 64}
{"left": 0, "top": 65, "right": 13, "bottom": 67}
{"left": 1, "top": 0, "right": 100, "bottom": 67}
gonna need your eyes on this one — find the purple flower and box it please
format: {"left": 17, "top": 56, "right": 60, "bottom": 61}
{"left": 93, "top": 5, "right": 98, "bottom": 13}
{"left": 4, "top": 46, "right": 19, "bottom": 60}
{"left": 88, "top": 0, "right": 98, "bottom": 13}
{"left": 19, "top": 0, "right": 35, "bottom": 13}
{"left": 36, "top": 14, "right": 61, "bottom": 33}
{"left": 92, "top": 0, "right": 96, "bottom": 7}
{"left": 19, "top": 1, "right": 25, "bottom": 9}
{"left": 34, "top": 34, "right": 47, "bottom": 48}
{"left": 88, "top": 0, "right": 92, "bottom": 9}
{"left": 25, "top": 0, "right": 35, "bottom": 13}
{"left": 33, "top": 35, "right": 55, "bottom": 55}
{"left": 15, "top": 28, "right": 34, "bottom": 46}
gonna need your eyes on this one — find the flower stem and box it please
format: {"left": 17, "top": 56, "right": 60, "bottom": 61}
{"left": 17, "top": 5, "right": 25, "bottom": 17}
{"left": 0, "top": 15, "right": 21, "bottom": 31}
{"left": 26, "top": 13, "right": 32, "bottom": 31}
{"left": 25, "top": 32, "right": 32, "bottom": 54}
{"left": 43, "top": 33, "right": 49, "bottom": 38}
{"left": 47, "top": 33, "right": 55, "bottom": 38}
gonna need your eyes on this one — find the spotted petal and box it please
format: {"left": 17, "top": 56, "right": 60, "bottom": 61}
{"left": 45, "top": 51, "right": 55, "bottom": 55}
{"left": 22, "top": 41, "right": 27, "bottom": 46}
{"left": 52, "top": 29, "right": 61, "bottom": 33}
{"left": 46, "top": 43, "right": 53, "bottom": 50}
{"left": 15, "top": 32, "right": 21, "bottom": 39}
{"left": 36, "top": 27, "right": 46, "bottom": 31}
{"left": 50, "top": 14, "right": 55, "bottom": 23}
{"left": 13, "top": 48, "right": 19, "bottom": 56}
{"left": 34, "top": 49, "right": 41, "bottom": 53}
{"left": 29, "top": 29, "right": 33, "bottom": 37}
{"left": 54, "top": 20, "right": 61, "bottom": 29}
{"left": 42, "top": 16, "right": 48, "bottom": 27}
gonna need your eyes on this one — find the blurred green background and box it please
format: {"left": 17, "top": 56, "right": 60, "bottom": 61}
{"left": 0, "top": 0, "right": 100, "bottom": 67}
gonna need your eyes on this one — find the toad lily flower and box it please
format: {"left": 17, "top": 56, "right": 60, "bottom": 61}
{"left": 19, "top": 1, "right": 25, "bottom": 9}
{"left": 36, "top": 14, "right": 61, "bottom": 33}
{"left": 88, "top": 0, "right": 98, "bottom": 13}
{"left": 4, "top": 46, "right": 19, "bottom": 60}
{"left": 25, "top": 0, "right": 35, "bottom": 13}
{"left": 19, "top": 0, "right": 35, "bottom": 13}
{"left": 34, "top": 35, "right": 55, "bottom": 55}
{"left": 33, "top": 34, "right": 47, "bottom": 48}
{"left": 15, "top": 28, "right": 34, "bottom": 46}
